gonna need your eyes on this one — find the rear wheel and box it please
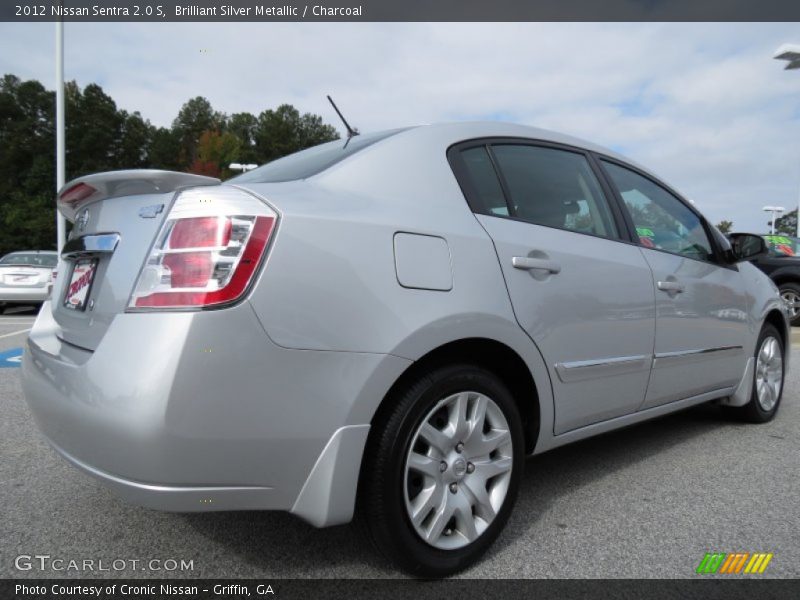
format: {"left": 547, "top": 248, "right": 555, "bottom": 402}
{"left": 735, "top": 323, "right": 784, "bottom": 423}
{"left": 778, "top": 282, "right": 800, "bottom": 326}
{"left": 359, "top": 364, "right": 524, "bottom": 577}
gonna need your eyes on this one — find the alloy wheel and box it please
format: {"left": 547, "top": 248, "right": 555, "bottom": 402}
{"left": 755, "top": 336, "right": 783, "bottom": 412}
{"left": 403, "top": 391, "right": 513, "bottom": 550}
{"left": 780, "top": 290, "right": 800, "bottom": 319}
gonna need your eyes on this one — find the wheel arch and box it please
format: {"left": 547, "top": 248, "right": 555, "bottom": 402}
{"left": 369, "top": 337, "right": 542, "bottom": 455}
{"left": 770, "top": 271, "right": 800, "bottom": 288}
{"left": 763, "top": 308, "right": 789, "bottom": 351}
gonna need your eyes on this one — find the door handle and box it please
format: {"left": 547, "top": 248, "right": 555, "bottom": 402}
{"left": 512, "top": 256, "right": 561, "bottom": 274}
{"left": 657, "top": 280, "right": 685, "bottom": 293}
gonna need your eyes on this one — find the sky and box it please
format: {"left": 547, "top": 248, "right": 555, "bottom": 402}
{"left": 1, "top": 22, "right": 799, "bottom": 232}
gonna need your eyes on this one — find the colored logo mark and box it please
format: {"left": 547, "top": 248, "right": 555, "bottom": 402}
{"left": 696, "top": 552, "right": 773, "bottom": 574}
{"left": 0, "top": 347, "right": 23, "bottom": 368}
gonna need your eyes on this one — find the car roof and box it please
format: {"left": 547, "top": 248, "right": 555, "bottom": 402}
{"left": 393, "top": 121, "right": 650, "bottom": 171}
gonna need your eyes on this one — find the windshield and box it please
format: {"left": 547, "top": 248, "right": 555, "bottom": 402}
{"left": 229, "top": 128, "right": 409, "bottom": 184}
{"left": 763, "top": 235, "right": 800, "bottom": 257}
{"left": 0, "top": 253, "right": 58, "bottom": 267}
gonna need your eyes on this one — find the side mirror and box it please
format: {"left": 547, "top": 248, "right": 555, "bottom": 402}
{"left": 728, "top": 233, "right": 768, "bottom": 263}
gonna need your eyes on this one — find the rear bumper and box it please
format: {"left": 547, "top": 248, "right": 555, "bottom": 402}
{"left": 21, "top": 301, "right": 410, "bottom": 525}
{"left": 46, "top": 437, "right": 281, "bottom": 511}
{"left": 0, "top": 286, "right": 48, "bottom": 303}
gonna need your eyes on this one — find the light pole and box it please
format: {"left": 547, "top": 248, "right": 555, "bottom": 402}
{"left": 229, "top": 163, "right": 258, "bottom": 173}
{"left": 55, "top": 14, "right": 66, "bottom": 253}
{"left": 774, "top": 44, "right": 800, "bottom": 237}
{"left": 763, "top": 206, "right": 785, "bottom": 234}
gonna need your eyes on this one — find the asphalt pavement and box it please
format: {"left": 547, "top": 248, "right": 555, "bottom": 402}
{"left": 1, "top": 308, "right": 798, "bottom": 579}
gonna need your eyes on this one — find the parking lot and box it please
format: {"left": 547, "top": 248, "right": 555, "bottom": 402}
{"left": 1, "top": 308, "right": 799, "bottom": 579}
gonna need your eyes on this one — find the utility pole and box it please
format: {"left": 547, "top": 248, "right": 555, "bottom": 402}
{"left": 55, "top": 15, "right": 66, "bottom": 252}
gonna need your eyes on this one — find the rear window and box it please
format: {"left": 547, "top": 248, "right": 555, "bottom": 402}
{"left": 0, "top": 253, "right": 58, "bottom": 267}
{"left": 230, "top": 128, "right": 409, "bottom": 184}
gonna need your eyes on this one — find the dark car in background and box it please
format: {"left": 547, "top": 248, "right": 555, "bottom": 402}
{"left": 746, "top": 235, "right": 800, "bottom": 325}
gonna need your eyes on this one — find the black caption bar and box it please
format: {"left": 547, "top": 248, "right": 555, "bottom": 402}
{"left": 3, "top": 0, "right": 800, "bottom": 22}
{"left": 4, "top": 579, "right": 800, "bottom": 600}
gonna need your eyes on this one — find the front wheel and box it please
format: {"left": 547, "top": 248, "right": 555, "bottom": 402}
{"left": 734, "top": 323, "right": 785, "bottom": 423}
{"left": 779, "top": 282, "right": 800, "bottom": 326}
{"left": 359, "top": 364, "right": 525, "bottom": 577}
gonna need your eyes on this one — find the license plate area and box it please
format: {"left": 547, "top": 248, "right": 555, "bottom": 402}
{"left": 5, "top": 273, "right": 36, "bottom": 285}
{"left": 63, "top": 258, "right": 98, "bottom": 311}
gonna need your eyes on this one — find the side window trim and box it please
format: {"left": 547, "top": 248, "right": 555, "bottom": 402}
{"left": 484, "top": 144, "right": 518, "bottom": 219}
{"left": 594, "top": 155, "right": 728, "bottom": 266}
{"left": 585, "top": 152, "right": 638, "bottom": 244}
{"left": 446, "top": 141, "right": 506, "bottom": 216}
{"left": 447, "top": 137, "right": 630, "bottom": 244}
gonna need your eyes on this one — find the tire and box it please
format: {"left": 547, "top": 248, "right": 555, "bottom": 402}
{"left": 358, "top": 364, "right": 525, "bottom": 577}
{"left": 778, "top": 282, "right": 800, "bottom": 326}
{"left": 734, "top": 323, "right": 785, "bottom": 423}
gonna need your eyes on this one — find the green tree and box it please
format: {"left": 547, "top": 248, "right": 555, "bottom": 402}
{"left": 254, "top": 104, "right": 338, "bottom": 163}
{"left": 189, "top": 129, "right": 242, "bottom": 179}
{"left": 172, "top": 96, "right": 225, "bottom": 168}
{"left": 65, "top": 82, "right": 124, "bottom": 178}
{"left": 228, "top": 112, "right": 258, "bottom": 164}
{"left": 117, "top": 110, "right": 154, "bottom": 169}
{"left": 0, "top": 75, "right": 56, "bottom": 254}
{"left": 148, "top": 126, "right": 183, "bottom": 171}
{"left": 774, "top": 209, "right": 797, "bottom": 236}
{"left": 715, "top": 220, "right": 733, "bottom": 234}
{"left": 0, "top": 74, "right": 340, "bottom": 256}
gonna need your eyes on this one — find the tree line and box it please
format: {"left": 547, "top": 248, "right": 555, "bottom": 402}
{"left": 0, "top": 74, "right": 339, "bottom": 255}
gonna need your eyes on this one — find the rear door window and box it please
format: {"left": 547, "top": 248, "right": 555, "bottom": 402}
{"left": 490, "top": 144, "right": 619, "bottom": 239}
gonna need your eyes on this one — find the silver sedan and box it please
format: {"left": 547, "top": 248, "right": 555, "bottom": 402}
{"left": 21, "top": 122, "right": 788, "bottom": 576}
{"left": 0, "top": 250, "right": 57, "bottom": 312}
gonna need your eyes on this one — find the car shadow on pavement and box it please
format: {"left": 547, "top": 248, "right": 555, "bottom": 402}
{"left": 181, "top": 403, "right": 739, "bottom": 576}
{"left": 488, "top": 402, "right": 740, "bottom": 561}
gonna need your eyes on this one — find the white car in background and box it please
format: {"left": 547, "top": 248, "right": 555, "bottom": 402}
{"left": 0, "top": 250, "right": 58, "bottom": 312}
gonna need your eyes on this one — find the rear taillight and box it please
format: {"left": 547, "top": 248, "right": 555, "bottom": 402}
{"left": 47, "top": 269, "right": 57, "bottom": 299}
{"left": 128, "top": 187, "right": 276, "bottom": 310}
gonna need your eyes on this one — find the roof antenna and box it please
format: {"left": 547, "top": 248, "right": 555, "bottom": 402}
{"left": 327, "top": 95, "right": 360, "bottom": 140}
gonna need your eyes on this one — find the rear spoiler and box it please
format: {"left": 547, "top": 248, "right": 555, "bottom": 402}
{"left": 57, "top": 170, "right": 220, "bottom": 222}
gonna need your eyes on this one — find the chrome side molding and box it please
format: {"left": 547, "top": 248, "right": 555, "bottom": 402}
{"left": 556, "top": 345, "right": 745, "bottom": 383}
{"left": 555, "top": 355, "right": 650, "bottom": 383}
{"left": 61, "top": 233, "right": 121, "bottom": 259}
{"left": 653, "top": 345, "right": 743, "bottom": 368}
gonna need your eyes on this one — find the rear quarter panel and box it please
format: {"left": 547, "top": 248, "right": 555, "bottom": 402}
{"left": 240, "top": 128, "right": 556, "bottom": 442}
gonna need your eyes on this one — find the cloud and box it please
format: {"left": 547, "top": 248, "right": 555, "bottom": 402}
{"left": 1, "top": 21, "right": 799, "bottom": 231}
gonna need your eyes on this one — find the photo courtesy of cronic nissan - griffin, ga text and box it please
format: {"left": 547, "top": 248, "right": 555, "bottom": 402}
{"left": 21, "top": 122, "right": 788, "bottom": 576}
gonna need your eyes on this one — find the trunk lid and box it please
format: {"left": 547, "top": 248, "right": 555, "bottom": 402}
{"left": 0, "top": 266, "right": 51, "bottom": 288}
{"left": 53, "top": 171, "right": 219, "bottom": 351}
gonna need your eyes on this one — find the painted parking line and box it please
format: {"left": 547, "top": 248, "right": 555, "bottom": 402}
{"left": 0, "top": 347, "right": 23, "bottom": 368}
{"left": 0, "top": 328, "right": 31, "bottom": 340}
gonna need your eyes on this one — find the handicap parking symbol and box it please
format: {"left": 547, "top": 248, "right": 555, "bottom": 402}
{"left": 0, "top": 348, "right": 23, "bottom": 368}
